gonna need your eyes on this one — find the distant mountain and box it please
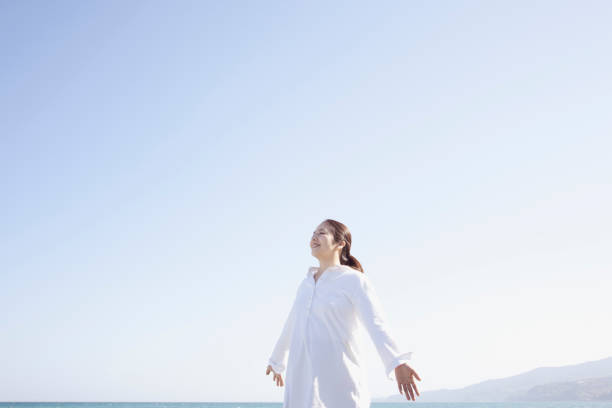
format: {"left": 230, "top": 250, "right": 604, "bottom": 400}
{"left": 509, "top": 375, "right": 612, "bottom": 401}
{"left": 375, "top": 356, "right": 612, "bottom": 402}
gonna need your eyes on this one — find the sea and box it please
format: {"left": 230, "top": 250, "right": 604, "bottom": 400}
{"left": 2, "top": 403, "right": 612, "bottom": 408}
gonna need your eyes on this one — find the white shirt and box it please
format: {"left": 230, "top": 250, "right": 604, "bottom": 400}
{"left": 268, "top": 264, "right": 412, "bottom": 408}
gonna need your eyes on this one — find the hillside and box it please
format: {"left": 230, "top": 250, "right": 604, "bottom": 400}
{"left": 508, "top": 375, "right": 612, "bottom": 401}
{"left": 376, "top": 356, "right": 612, "bottom": 402}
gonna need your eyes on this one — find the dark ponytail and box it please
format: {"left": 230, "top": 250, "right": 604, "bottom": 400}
{"left": 322, "top": 218, "right": 364, "bottom": 273}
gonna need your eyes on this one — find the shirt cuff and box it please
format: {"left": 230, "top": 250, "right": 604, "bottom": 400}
{"left": 386, "top": 352, "right": 413, "bottom": 381}
{"left": 268, "top": 358, "right": 286, "bottom": 376}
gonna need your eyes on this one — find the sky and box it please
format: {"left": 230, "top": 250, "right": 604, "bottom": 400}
{"left": 1, "top": 0, "right": 611, "bottom": 403}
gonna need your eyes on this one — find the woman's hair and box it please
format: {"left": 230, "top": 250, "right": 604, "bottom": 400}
{"left": 322, "top": 218, "right": 364, "bottom": 273}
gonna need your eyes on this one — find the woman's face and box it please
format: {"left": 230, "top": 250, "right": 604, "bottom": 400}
{"left": 310, "top": 222, "right": 342, "bottom": 258}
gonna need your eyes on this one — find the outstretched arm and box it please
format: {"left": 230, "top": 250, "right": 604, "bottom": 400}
{"left": 267, "top": 288, "right": 300, "bottom": 376}
{"left": 349, "top": 274, "right": 413, "bottom": 381}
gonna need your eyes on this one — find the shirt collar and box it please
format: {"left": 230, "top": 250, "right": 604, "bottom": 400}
{"left": 306, "top": 264, "right": 347, "bottom": 278}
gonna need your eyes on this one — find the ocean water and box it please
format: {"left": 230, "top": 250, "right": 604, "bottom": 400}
{"left": 2, "top": 403, "right": 612, "bottom": 408}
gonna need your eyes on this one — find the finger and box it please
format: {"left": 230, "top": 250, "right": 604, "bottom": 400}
{"left": 397, "top": 382, "right": 403, "bottom": 395}
{"left": 407, "top": 383, "right": 415, "bottom": 401}
{"left": 408, "top": 382, "right": 418, "bottom": 399}
{"left": 280, "top": 376, "right": 284, "bottom": 387}
{"left": 406, "top": 383, "right": 415, "bottom": 401}
{"left": 402, "top": 383, "right": 410, "bottom": 400}
{"left": 412, "top": 380, "right": 420, "bottom": 396}
{"left": 413, "top": 370, "right": 422, "bottom": 381}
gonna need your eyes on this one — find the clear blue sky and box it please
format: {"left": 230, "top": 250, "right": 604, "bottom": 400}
{"left": 1, "top": 0, "right": 611, "bottom": 402}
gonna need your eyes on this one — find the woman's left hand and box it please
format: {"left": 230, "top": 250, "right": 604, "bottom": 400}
{"left": 395, "top": 363, "right": 421, "bottom": 401}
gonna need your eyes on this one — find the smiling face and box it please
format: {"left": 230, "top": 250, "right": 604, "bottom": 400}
{"left": 310, "top": 222, "right": 344, "bottom": 259}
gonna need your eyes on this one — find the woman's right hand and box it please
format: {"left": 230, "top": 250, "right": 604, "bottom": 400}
{"left": 266, "top": 365, "right": 284, "bottom": 387}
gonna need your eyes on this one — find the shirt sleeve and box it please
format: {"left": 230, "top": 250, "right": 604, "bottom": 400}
{"left": 267, "top": 284, "right": 300, "bottom": 376}
{"left": 350, "top": 274, "right": 413, "bottom": 381}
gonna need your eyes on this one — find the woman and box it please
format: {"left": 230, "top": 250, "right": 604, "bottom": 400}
{"left": 265, "top": 218, "right": 421, "bottom": 407}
